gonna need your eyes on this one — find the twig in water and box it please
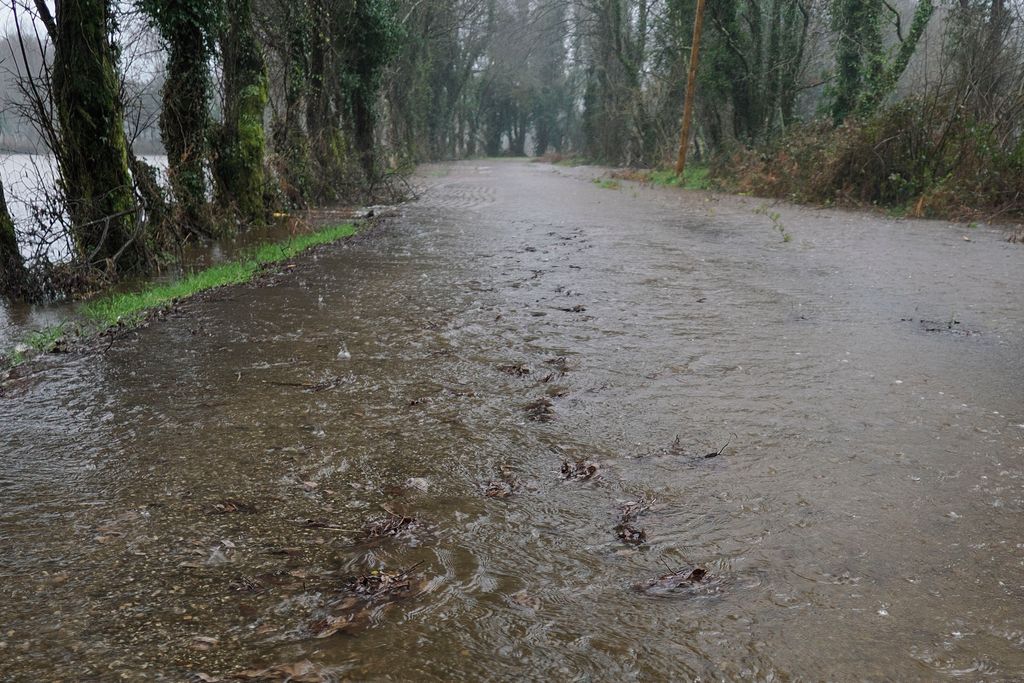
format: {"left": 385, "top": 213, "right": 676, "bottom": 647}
{"left": 705, "top": 433, "right": 737, "bottom": 458}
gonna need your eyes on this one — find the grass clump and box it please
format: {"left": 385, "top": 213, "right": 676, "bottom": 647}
{"left": 648, "top": 165, "right": 711, "bottom": 190}
{"left": 83, "top": 222, "right": 357, "bottom": 327}
{"left": 592, "top": 178, "right": 621, "bottom": 190}
{"left": 25, "top": 324, "right": 68, "bottom": 352}
{"left": 6, "top": 324, "right": 69, "bottom": 366}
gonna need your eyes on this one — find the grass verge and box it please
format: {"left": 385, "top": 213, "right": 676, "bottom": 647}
{"left": 83, "top": 223, "right": 357, "bottom": 327}
{"left": 647, "top": 166, "right": 711, "bottom": 190}
{"left": 606, "top": 165, "right": 711, "bottom": 191}
{"left": 2, "top": 222, "right": 358, "bottom": 371}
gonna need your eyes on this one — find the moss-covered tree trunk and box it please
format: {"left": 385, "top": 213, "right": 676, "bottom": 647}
{"left": 52, "top": 0, "right": 146, "bottom": 271}
{"left": 829, "top": 0, "right": 882, "bottom": 122}
{"left": 215, "top": 0, "right": 268, "bottom": 223}
{"left": 0, "top": 177, "right": 28, "bottom": 300}
{"left": 156, "top": 0, "right": 214, "bottom": 235}
{"left": 857, "top": 0, "right": 936, "bottom": 117}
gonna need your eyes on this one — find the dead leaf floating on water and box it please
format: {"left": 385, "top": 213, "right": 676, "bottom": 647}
{"left": 345, "top": 565, "right": 423, "bottom": 599}
{"left": 705, "top": 440, "right": 731, "bottom": 458}
{"left": 228, "top": 575, "right": 266, "bottom": 593}
{"left": 498, "top": 363, "right": 531, "bottom": 377}
{"left": 616, "top": 523, "right": 647, "bottom": 544}
{"left": 639, "top": 566, "right": 708, "bottom": 594}
{"left": 483, "top": 465, "right": 519, "bottom": 498}
{"left": 618, "top": 495, "right": 656, "bottom": 521}
{"left": 309, "top": 612, "right": 358, "bottom": 639}
{"left": 208, "top": 499, "right": 257, "bottom": 514}
{"left": 561, "top": 459, "right": 598, "bottom": 481}
{"left": 304, "top": 565, "right": 428, "bottom": 641}
{"left": 484, "top": 480, "right": 515, "bottom": 498}
{"left": 230, "top": 660, "right": 329, "bottom": 682}
{"left": 482, "top": 477, "right": 515, "bottom": 498}
{"left": 525, "top": 397, "right": 555, "bottom": 421}
{"left": 615, "top": 495, "right": 654, "bottom": 545}
{"left": 361, "top": 511, "right": 417, "bottom": 539}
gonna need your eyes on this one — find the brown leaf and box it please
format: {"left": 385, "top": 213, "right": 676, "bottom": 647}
{"left": 498, "top": 363, "right": 531, "bottom": 377}
{"left": 561, "top": 459, "right": 598, "bottom": 480}
{"left": 360, "top": 511, "right": 416, "bottom": 539}
{"left": 616, "top": 523, "right": 647, "bottom": 544}
{"left": 208, "top": 499, "right": 257, "bottom": 514}
{"left": 525, "top": 397, "right": 555, "bottom": 422}
{"left": 309, "top": 613, "right": 357, "bottom": 639}
{"left": 232, "top": 660, "right": 325, "bottom": 682}
{"left": 618, "top": 495, "right": 656, "bottom": 521}
{"left": 639, "top": 566, "right": 708, "bottom": 594}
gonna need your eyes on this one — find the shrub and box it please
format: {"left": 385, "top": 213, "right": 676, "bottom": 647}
{"left": 711, "top": 95, "right": 1024, "bottom": 221}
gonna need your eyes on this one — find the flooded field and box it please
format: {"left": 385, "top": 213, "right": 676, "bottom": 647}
{"left": 1, "top": 160, "right": 1022, "bottom": 680}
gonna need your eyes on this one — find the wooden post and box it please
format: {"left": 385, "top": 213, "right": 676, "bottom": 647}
{"left": 674, "top": 0, "right": 707, "bottom": 177}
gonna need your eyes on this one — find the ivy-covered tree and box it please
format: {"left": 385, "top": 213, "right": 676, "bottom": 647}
{"left": 829, "top": 0, "right": 936, "bottom": 122}
{"left": 215, "top": 0, "right": 269, "bottom": 223}
{"left": 48, "top": 0, "right": 147, "bottom": 271}
{"left": 339, "top": 0, "right": 403, "bottom": 179}
{"left": 141, "top": 0, "right": 221, "bottom": 235}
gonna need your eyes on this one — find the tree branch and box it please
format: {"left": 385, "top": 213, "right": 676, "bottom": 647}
{"left": 32, "top": 0, "right": 57, "bottom": 41}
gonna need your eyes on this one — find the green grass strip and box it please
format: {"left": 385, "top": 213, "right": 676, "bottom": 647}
{"left": 82, "top": 222, "right": 357, "bottom": 327}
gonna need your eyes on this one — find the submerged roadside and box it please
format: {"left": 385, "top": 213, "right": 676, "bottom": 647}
{"left": 0, "top": 217, "right": 367, "bottom": 378}
{"left": 546, "top": 157, "right": 1024, "bottom": 237}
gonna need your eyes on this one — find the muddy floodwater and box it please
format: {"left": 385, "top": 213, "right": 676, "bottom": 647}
{"left": 1, "top": 160, "right": 1023, "bottom": 681}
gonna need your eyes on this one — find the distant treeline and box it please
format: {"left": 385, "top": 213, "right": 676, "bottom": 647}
{"left": 1, "top": 0, "right": 1021, "bottom": 302}
{"left": 383, "top": 0, "right": 1022, "bottom": 220}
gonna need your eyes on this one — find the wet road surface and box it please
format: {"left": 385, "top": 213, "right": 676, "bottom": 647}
{"left": 1, "top": 160, "right": 1023, "bottom": 681}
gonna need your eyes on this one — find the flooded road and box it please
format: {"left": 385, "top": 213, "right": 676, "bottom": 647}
{"left": 1, "top": 159, "right": 1023, "bottom": 681}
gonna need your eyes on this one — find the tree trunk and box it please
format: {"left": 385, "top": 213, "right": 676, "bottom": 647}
{"left": 0, "top": 178, "right": 28, "bottom": 300}
{"left": 272, "top": 6, "right": 312, "bottom": 207}
{"left": 216, "top": 0, "right": 268, "bottom": 224}
{"left": 159, "top": 2, "right": 213, "bottom": 235}
{"left": 52, "top": 0, "right": 146, "bottom": 272}
{"left": 353, "top": 91, "right": 376, "bottom": 180}
{"left": 829, "top": 0, "right": 882, "bottom": 122}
